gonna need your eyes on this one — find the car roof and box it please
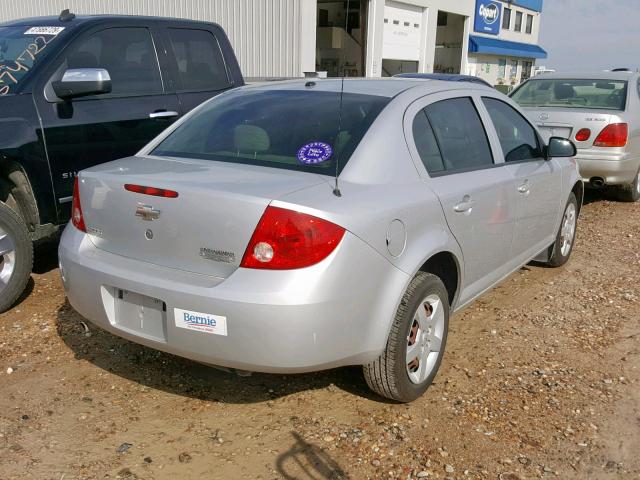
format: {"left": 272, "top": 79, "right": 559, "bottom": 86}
{"left": 241, "top": 77, "right": 495, "bottom": 98}
{"left": 394, "top": 73, "right": 493, "bottom": 87}
{"left": 0, "top": 14, "right": 222, "bottom": 29}
{"left": 526, "top": 71, "right": 638, "bottom": 81}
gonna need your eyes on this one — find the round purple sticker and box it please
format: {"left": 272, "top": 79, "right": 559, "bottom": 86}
{"left": 297, "top": 142, "right": 333, "bottom": 165}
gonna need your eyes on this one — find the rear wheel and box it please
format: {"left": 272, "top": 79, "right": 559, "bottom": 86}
{"left": 363, "top": 272, "right": 449, "bottom": 402}
{"left": 0, "top": 202, "right": 32, "bottom": 313}
{"left": 616, "top": 169, "right": 640, "bottom": 202}
{"left": 546, "top": 192, "right": 578, "bottom": 267}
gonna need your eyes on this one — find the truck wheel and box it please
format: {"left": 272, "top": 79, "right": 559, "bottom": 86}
{"left": 616, "top": 169, "right": 640, "bottom": 202}
{"left": 0, "top": 201, "right": 33, "bottom": 313}
{"left": 546, "top": 192, "right": 578, "bottom": 267}
{"left": 363, "top": 272, "right": 449, "bottom": 403}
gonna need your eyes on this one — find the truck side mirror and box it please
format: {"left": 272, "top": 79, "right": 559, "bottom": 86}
{"left": 545, "top": 136, "right": 577, "bottom": 159}
{"left": 52, "top": 68, "right": 112, "bottom": 100}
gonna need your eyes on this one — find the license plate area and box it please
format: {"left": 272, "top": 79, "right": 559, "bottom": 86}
{"left": 112, "top": 288, "right": 167, "bottom": 342}
{"left": 538, "top": 126, "right": 572, "bottom": 141}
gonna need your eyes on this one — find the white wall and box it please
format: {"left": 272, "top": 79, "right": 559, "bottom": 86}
{"left": 367, "top": 0, "right": 475, "bottom": 77}
{"left": 0, "top": 0, "right": 317, "bottom": 79}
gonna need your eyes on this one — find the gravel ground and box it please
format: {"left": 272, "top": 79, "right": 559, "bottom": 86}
{"left": 1, "top": 191, "right": 639, "bottom": 480}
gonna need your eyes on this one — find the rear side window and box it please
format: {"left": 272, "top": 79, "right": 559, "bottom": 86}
{"left": 482, "top": 97, "right": 542, "bottom": 162}
{"left": 66, "top": 27, "right": 162, "bottom": 96}
{"left": 422, "top": 97, "right": 494, "bottom": 173}
{"left": 412, "top": 111, "right": 445, "bottom": 173}
{"left": 152, "top": 89, "right": 389, "bottom": 175}
{"left": 167, "top": 28, "right": 230, "bottom": 91}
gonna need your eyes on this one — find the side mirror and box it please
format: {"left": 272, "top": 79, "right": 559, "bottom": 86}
{"left": 52, "top": 68, "right": 112, "bottom": 100}
{"left": 546, "top": 136, "right": 577, "bottom": 159}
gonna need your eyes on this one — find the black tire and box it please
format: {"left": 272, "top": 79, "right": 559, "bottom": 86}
{"left": 616, "top": 169, "right": 640, "bottom": 202}
{"left": 363, "top": 272, "right": 449, "bottom": 402}
{"left": 0, "top": 201, "right": 33, "bottom": 313}
{"left": 546, "top": 192, "right": 578, "bottom": 268}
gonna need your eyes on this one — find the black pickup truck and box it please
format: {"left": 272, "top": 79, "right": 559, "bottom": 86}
{"left": 0, "top": 11, "right": 244, "bottom": 311}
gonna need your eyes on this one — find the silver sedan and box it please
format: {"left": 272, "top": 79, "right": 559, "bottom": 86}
{"left": 59, "top": 78, "right": 581, "bottom": 402}
{"left": 511, "top": 71, "right": 640, "bottom": 202}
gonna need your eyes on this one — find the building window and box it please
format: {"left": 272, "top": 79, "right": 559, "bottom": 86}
{"left": 515, "top": 11, "right": 523, "bottom": 32}
{"left": 526, "top": 14, "right": 533, "bottom": 34}
{"left": 437, "top": 11, "right": 448, "bottom": 27}
{"left": 502, "top": 8, "right": 511, "bottom": 29}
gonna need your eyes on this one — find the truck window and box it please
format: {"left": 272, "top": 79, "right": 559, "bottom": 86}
{"left": 66, "top": 27, "right": 162, "bottom": 96}
{"left": 167, "top": 28, "right": 230, "bottom": 91}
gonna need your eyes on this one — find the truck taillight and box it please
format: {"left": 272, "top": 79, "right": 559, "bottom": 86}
{"left": 71, "top": 176, "right": 86, "bottom": 232}
{"left": 240, "top": 206, "right": 345, "bottom": 270}
{"left": 594, "top": 123, "right": 628, "bottom": 147}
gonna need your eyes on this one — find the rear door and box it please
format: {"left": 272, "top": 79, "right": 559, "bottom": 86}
{"left": 406, "top": 93, "right": 517, "bottom": 305}
{"left": 34, "top": 22, "right": 181, "bottom": 221}
{"left": 480, "top": 96, "right": 562, "bottom": 262}
{"left": 160, "top": 25, "right": 236, "bottom": 114}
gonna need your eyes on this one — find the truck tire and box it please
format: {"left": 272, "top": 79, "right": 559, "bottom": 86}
{"left": 363, "top": 272, "right": 449, "bottom": 402}
{"left": 616, "top": 169, "right": 640, "bottom": 202}
{"left": 0, "top": 201, "right": 33, "bottom": 313}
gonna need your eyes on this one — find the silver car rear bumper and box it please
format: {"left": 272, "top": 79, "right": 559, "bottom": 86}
{"left": 59, "top": 225, "right": 409, "bottom": 373}
{"left": 575, "top": 150, "right": 640, "bottom": 185}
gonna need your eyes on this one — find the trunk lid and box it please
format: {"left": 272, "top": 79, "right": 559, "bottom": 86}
{"left": 78, "top": 156, "right": 325, "bottom": 278}
{"left": 521, "top": 107, "right": 624, "bottom": 149}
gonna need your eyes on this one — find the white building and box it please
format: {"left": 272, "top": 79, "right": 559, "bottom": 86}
{"left": 0, "top": 0, "right": 545, "bottom": 85}
{"left": 467, "top": 0, "right": 547, "bottom": 90}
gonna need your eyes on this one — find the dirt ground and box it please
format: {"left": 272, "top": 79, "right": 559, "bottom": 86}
{"left": 1, "top": 191, "right": 639, "bottom": 480}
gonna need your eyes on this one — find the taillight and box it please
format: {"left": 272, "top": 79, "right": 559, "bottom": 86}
{"left": 575, "top": 128, "right": 591, "bottom": 142}
{"left": 71, "top": 176, "right": 86, "bottom": 232}
{"left": 125, "top": 184, "right": 179, "bottom": 198}
{"left": 240, "top": 206, "right": 345, "bottom": 270}
{"left": 594, "top": 123, "right": 628, "bottom": 147}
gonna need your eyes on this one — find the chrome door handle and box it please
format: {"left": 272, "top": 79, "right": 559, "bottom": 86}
{"left": 149, "top": 111, "right": 179, "bottom": 119}
{"left": 453, "top": 196, "right": 475, "bottom": 213}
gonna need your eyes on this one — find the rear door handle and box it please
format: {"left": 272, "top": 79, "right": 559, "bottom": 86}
{"left": 149, "top": 111, "right": 179, "bottom": 119}
{"left": 453, "top": 195, "right": 475, "bottom": 213}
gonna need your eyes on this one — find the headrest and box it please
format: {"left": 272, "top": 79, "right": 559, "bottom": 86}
{"left": 234, "top": 125, "right": 270, "bottom": 153}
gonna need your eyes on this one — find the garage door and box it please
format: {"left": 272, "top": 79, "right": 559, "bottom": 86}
{"left": 382, "top": 1, "right": 423, "bottom": 61}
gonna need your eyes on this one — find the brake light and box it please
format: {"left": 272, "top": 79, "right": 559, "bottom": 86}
{"left": 71, "top": 176, "right": 86, "bottom": 232}
{"left": 594, "top": 123, "right": 628, "bottom": 147}
{"left": 240, "top": 206, "right": 345, "bottom": 270}
{"left": 124, "top": 184, "right": 179, "bottom": 198}
{"left": 575, "top": 128, "right": 591, "bottom": 142}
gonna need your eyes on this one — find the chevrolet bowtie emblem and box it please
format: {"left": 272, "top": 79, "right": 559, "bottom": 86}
{"left": 135, "top": 204, "right": 160, "bottom": 221}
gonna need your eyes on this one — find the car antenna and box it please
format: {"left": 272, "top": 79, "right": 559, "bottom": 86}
{"left": 59, "top": 9, "right": 76, "bottom": 22}
{"left": 332, "top": 0, "right": 351, "bottom": 198}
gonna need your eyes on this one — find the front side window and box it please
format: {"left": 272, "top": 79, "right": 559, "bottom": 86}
{"left": 526, "top": 14, "right": 534, "bottom": 34}
{"left": 0, "top": 26, "right": 64, "bottom": 95}
{"left": 502, "top": 8, "right": 512, "bottom": 29}
{"left": 167, "top": 28, "right": 230, "bottom": 91}
{"left": 153, "top": 89, "right": 389, "bottom": 175}
{"left": 422, "top": 97, "right": 494, "bottom": 172}
{"left": 511, "top": 78, "right": 628, "bottom": 110}
{"left": 515, "top": 11, "right": 523, "bottom": 31}
{"left": 483, "top": 97, "right": 542, "bottom": 162}
{"left": 66, "top": 27, "right": 162, "bottom": 96}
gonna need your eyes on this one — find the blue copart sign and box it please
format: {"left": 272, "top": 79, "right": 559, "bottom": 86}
{"left": 474, "top": 0, "right": 502, "bottom": 35}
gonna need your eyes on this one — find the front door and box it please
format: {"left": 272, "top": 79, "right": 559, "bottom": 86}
{"left": 33, "top": 25, "right": 181, "bottom": 222}
{"left": 408, "top": 95, "right": 517, "bottom": 305}
{"left": 480, "top": 96, "right": 562, "bottom": 261}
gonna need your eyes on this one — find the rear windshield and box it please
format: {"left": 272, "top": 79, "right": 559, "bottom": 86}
{"left": 511, "top": 78, "right": 628, "bottom": 110}
{"left": 152, "top": 89, "right": 389, "bottom": 175}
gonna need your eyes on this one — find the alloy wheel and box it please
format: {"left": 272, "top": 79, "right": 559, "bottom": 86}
{"left": 406, "top": 294, "right": 445, "bottom": 384}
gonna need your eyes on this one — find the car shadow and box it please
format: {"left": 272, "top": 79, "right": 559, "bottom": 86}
{"left": 55, "top": 300, "right": 395, "bottom": 405}
{"left": 583, "top": 186, "right": 615, "bottom": 205}
{"left": 276, "top": 431, "right": 350, "bottom": 479}
{"left": 33, "top": 234, "right": 61, "bottom": 275}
